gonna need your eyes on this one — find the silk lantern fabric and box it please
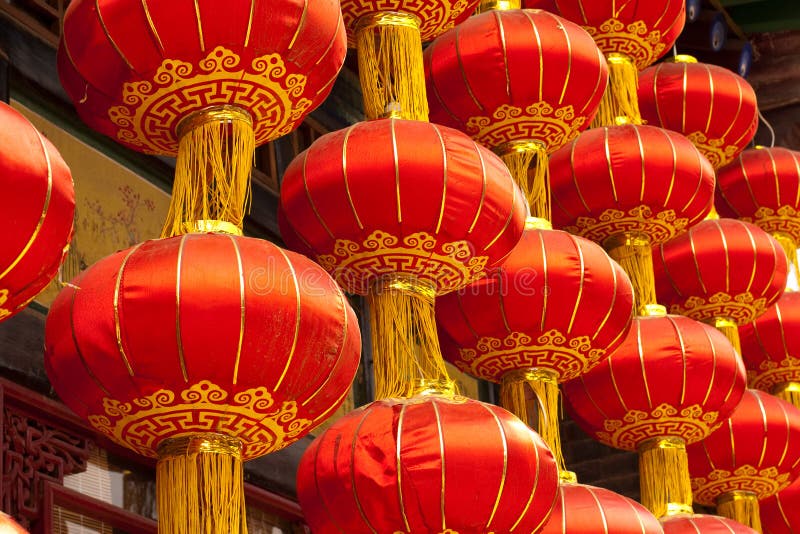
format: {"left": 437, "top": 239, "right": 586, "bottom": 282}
{"left": 279, "top": 118, "right": 527, "bottom": 295}
{"left": 638, "top": 59, "right": 759, "bottom": 169}
{"left": 550, "top": 124, "right": 714, "bottom": 244}
{"left": 688, "top": 389, "right": 800, "bottom": 506}
{"left": 740, "top": 292, "right": 800, "bottom": 394}
{"left": 716, "top": 147, "right": 800, "bottom": 256}
{"left": 436, "top": 226, "right": 634, "bottom": 383}
{"left": 58, "top": 0, "right": 346, "bottom": 154}
{"left": 761, "top": 478, "right": 800, "bottom": 534}
{"left": 424, "top": 9, "right": 608, "bottom": 152}
{"left": 538, "top": 482, "right": 664, "bottom": 533}
{"left": 654, "top": 218, "right": 788, "bottom": 325}
{"left": 0, "top": 513, "right": 28, "bottom": 534}
{"left": 661, "top": 515, "right": 758, "bottom": 534}
{"left": 44, "top": 233, "right": 361, "bottom": 460}
{"left": 564, "top": 314, "right": 745, "bottom": 451}
{"left": 521, "top": 0, "right": 685, "bottom": 70}
{"left": 297, "top": 395, "right": 560, "bottom": 533}
{"left": 0, "top": 102, "right": 74, "bottom": 322}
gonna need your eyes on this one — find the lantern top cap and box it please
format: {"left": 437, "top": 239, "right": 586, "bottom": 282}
{"left": 412, "top": 378, "right": 457, "bottom": 397}
{"left": 667, "top": 55, "right": 698, "bottom": 64}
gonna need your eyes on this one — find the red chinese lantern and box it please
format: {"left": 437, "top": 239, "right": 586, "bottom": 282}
{"left": 761, "top": 479, "right": 800, "bottom": 534}
{"left": 688, "top": 389, "right": 800, "bottom": 531}
{"left": 654, "top": 218, "right": 788, "bottom": 355}
{"left": 662, "top": 515, "right": 758, "bottom": 534}
{"left": 44, "top": 234, "right": 361, "bottom": 533}
{"left": 424, "top": 8, "right": 608, "bottom": 220}
{"left": 0, "top": 513, "right": 28, "bottom": 534}
{"left": 716, "top": 147, "right": 800, "bottom": 271}
{"left": 280, "top": 118, "right": 526, "bottom": 399}
{"left": 538, "top": 477, "right": 663, "bottom": 533}
{"left": 740, "top": 292, "right": 800, "bottom": 408}
{"left": 549, "top": 124, "right": 715, "bottom": 315}
{"left": 523, "top": 0, "right": 686, "bottom": 126}
{"left": 58, "top": 0, "right": 346, "bottom": 236}
{"left": 297, "top": 393, "right": 560, "bottom": 533}
{"left": 638, "top": 56, "right": 759, "bottom": 169}
{"left": 436, "top": 224, "right": 634, "bottom": 470}
{"left": 0, "top": 102, "right": 74, "bottom": 322}
{"left": 563, "top": 313, "right": 746, "bottom": 519}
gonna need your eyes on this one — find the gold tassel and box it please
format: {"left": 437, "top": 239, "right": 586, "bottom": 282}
{"left": 638, "top": 437, "right": 694, "bottom": 519}
{"left": 355, "top": 13, "right": 429, "bottom": 122}
{"left": 156, "top": 433, "right": 248, "bottom": 534}
{"left": 711, "top": 317, "right": 742, "bottom": 356}
{"left": 498, "top": 141, "right": 551, "bottom": 222}
{"left": 367, "top": 275, "right": 452, "bottom": 399}
{"left": 500, "top": 368, "right": 566, "bottom": 474}
{"left": 773, "top": 382, "right": 800, "bottom": 409}
{"left": 163, "top": 105, "right": 254, "bottom": 238}
{"left": 475, "top": 0, "right": 521, "bottom": 12}
{"left": 773, "top": 233, "right": 798, "bottom": 280}
{"left": 591, "top": 53, "right": 643, "bottom": 128}
{"left": 605, "top": 232, "right": 658, "bottom": 316}
{"left": 717, "top": 491, "right": 763, "bottom": 532}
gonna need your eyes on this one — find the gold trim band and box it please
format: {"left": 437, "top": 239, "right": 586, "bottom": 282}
{"left": 502, "top": 367, "right": 559, "bottom": 386}
{"left": 495, "top": 139, "right": 548, "bottom": 158}
{"left": 604, "top": 231, "right": 652, "bottom": 250}
{"left": 412, "top": 378, "right": 457, "bottom": 397}
{"left": 373, "top": 274, "right": 437, "bottom": 300}
{"left": 606, "top": 52, "right": 636, "bottom": 67}
{"left": 157, "top": 433, "right": 243, "bottom": 459}
{"left": 643, "top": 304, "right": 668, "bottom": 317}
{"left": 525, "top": 217, "right": 553, "bottom": 230}
{"left": 638, "top": 436, "right": 687, "bottom": 453}
{"left": 177, "top": 105, "right": 253, "bottom": 140}
{"left": 183, "top": 219, "right": 244, "bottom": 236}
{"left": 560, "top": 470, "right": 579, "bottom": 484}
{"left": 355, "top": 11, "right": 421, "bottom": 32}
{"left": 713, "top": 317, "right": 738, "bottom": 330}
{"left": 667, "top": 54, "right": 698, "bottom": 64}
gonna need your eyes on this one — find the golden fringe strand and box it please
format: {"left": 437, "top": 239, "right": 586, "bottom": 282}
{"left": 367, "top": 276, "right": 452, "bottom": 399}
{"left": 591, "top": 53, "right": 642, "bottom": 128}
{"left": 500, "top": 368, "right": 566, "bottom": 474}
{"left": 498, "top": 141, "right": 550, "bottom": 221}
{"left": 638, "top": 437, "right": 694, "bottom": 519}
{"left": 163, "top": 106, "right": 254, "bottom": 238}
{"left": 606, "top": 232, "right": 658, "bottom": 316}
{"left": 717, "top": 491, "right": 763, "bottom": 532}
{"left": 156, "top": 433, "right": 248, "bottom": 534}
{"left": 355, "top": 13, "right": 428, "bottom": 121}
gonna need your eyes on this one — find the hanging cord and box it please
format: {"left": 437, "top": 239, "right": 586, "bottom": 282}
{"left": 758, "top": 108, "right": 776, "bottom": 148}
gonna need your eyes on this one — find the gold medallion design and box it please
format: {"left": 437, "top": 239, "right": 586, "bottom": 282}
{"left": 317, "top": 230, "right": 489, "bottom": 295}
{"left": 669, "top": 292, "right": 768, "bottom": 325}
{"left": 692, "top": 465, "right": 792, "bottom": 504}
{"left": 466, "top": 103, "right": 586, "bottom": 152}
{"left": 108, "top": 47, "right": 311, "bottom": 155}
{"left": 685, "top": 131, "right": 741, "bottom": 169}
{"left": 749, "top": 356, "right": 800, "bottom": 391}
{"left": 596, "top": 403, "right": 721, "bottom": 450}
{"left": 585, "top": 18, "right": 667, "bottom": 69}
{"left": 565, "top": 205, "right": 689, "bottom": 245}
{"left": 88, "top": 381, "right": 312, "bottom": 460}
{"left": 456, "top": 330, "right": 605, "bottom": 383}
{"left": 0, "top": 289, "right": 10, "bottom": 320}
{"left": 744, "top": 206, "right": 800, "bottom": 243}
